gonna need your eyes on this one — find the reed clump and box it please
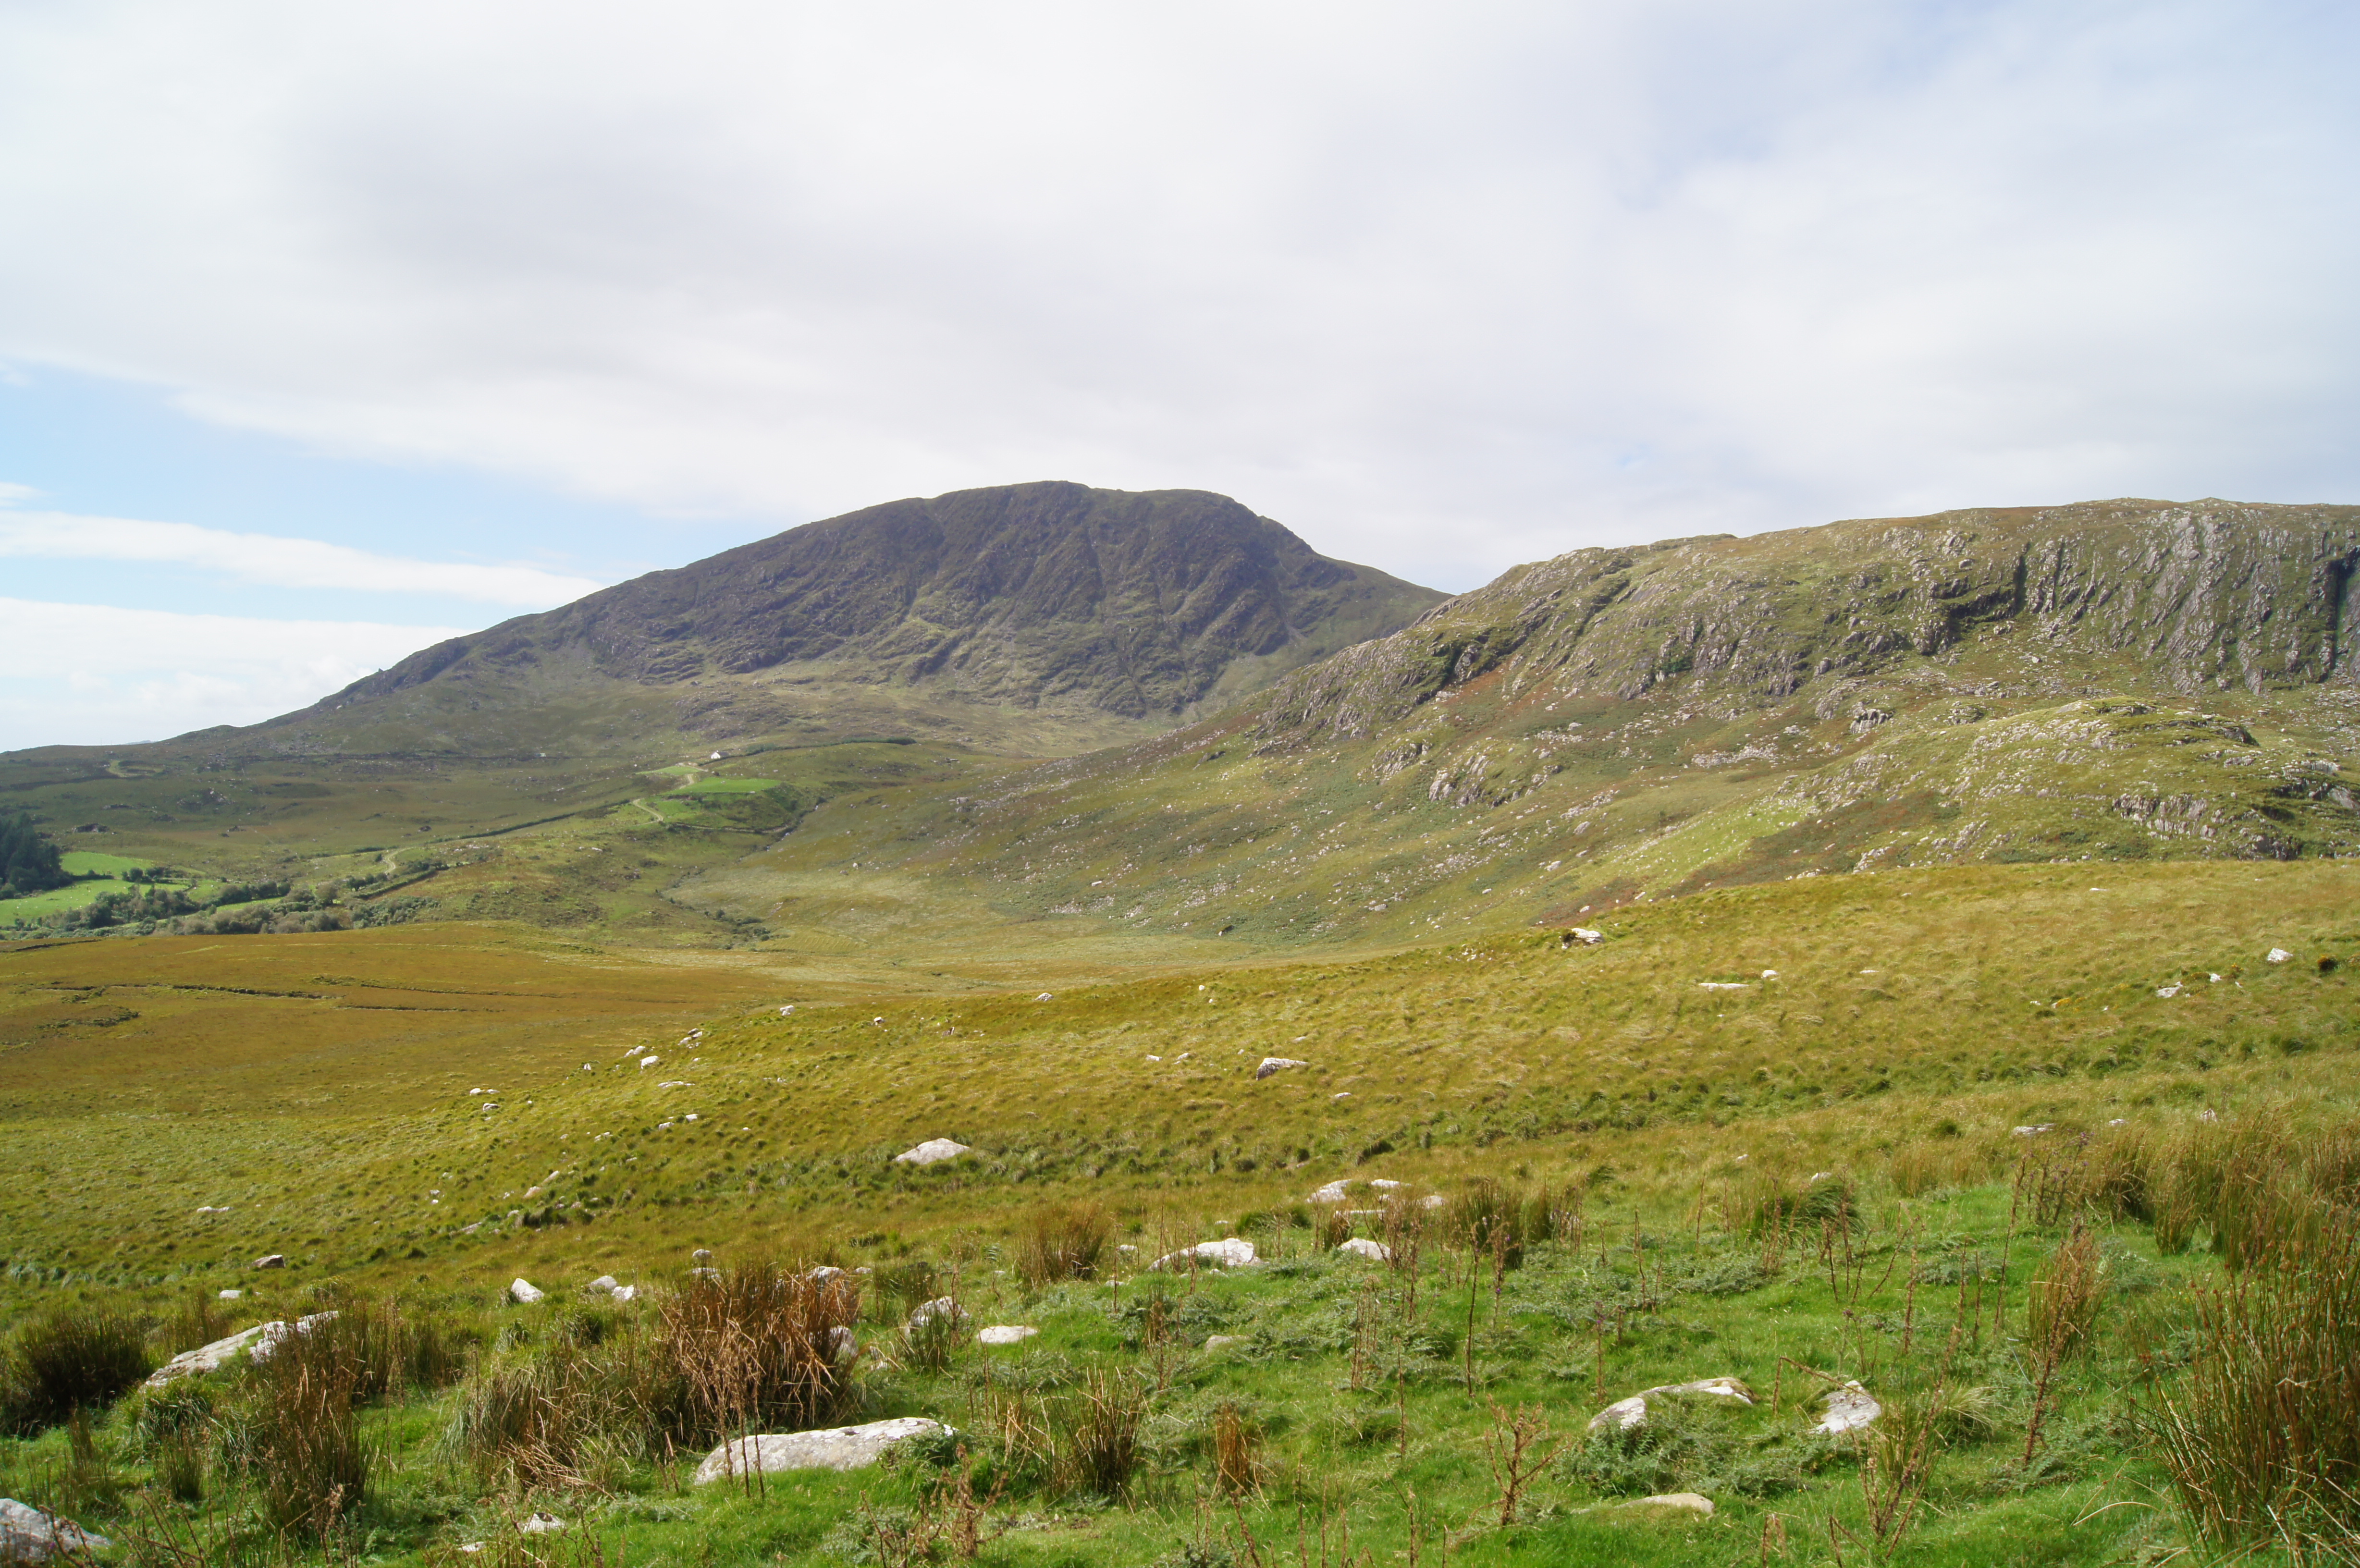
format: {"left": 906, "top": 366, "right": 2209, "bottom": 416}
{"left": 1016, "top": 1201, "right": 1114, "bottom": 1286}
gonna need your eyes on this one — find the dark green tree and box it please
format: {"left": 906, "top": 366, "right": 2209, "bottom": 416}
{"left": 0, "top": 813, "right": 68, "bottom": 900}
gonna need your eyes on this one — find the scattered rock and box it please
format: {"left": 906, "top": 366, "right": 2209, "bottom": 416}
{"left": 1255, "top": 1057, "right": 1309, "bottom": 1079}
{"left": 147, "top": 1325, "right": 269, "bottom": 1387}
{"left": 690, "top": 1268, "right": 721, "bottom": 1283}
{"left": 894, "top": 1138, "right": 972, "bottom": 1166}
{"left": 1336, "top": 1238, "right": 1391, "bottom": 1262}
{"left": 1815, "top": 1381, "right": 1882, "bottom": 1434}
{"left": 1035, "top": 992, "right": 1054, "bottom": 1002}
{"left": 611, "top": 1285, "right": 639, "bottom": 1303}
{"left": 1623, "top": 1493, "right": 1714, "bottom": 1518}
{"left": 521, "top": 1511, "right": 566, "bottom": 1534}
{"left": 977, "top": 1325, "right": 1038, "bottom": 1346}
{"left": 691, "top": 1249, "right": 713, "bottom": 1264}
{"left": 1307, "top": 1180, "right": 1352, "bottom": 1203}
{"left": 907, "top": 1297, "right": 968, "bottom": 1333}
{"left": 1697, "top": 981, "right": 1750, "bottom": 991}
{"left": 828, "top": 1325, "right": 860, "bottom": 1365}
{"left": 1418, "top": 1194, "right": 1447, "bottom": 1210}
{"left": 2269, "top": 948, "right": 2293, "bottom": 963}
{"left": 1204, "top": 1335, "right": 1244, "bottom": 1351}
{"left": 1587, "top": 1377, "right": 1755, "bottom": 1433}
{"left": 509, "top": 1278, "right": 545, "bottom": 1305}
{"left": 2156, "top": 985, "right": 2181, "bottom": 998}
{"left": 639, "top": 1056, "right": 659, "bottom": 1068}
{"left": 809, "top": 1266, "right": 846, "bottom": 1285}
{"left": 1154, "top": 1238, "right": 1257, "bottom": 1270}
{"left": 586, "top": 1275, "right": 619, "bottom": 1292}
{"left": 254, "top": 1254, "right": 285, "bottom": 1270}
{"left": 0, "top": 1498, "right": 110, "bottom": 1560}
{"left": 2011, "top": 1125, "right": 2055, "bottom": 1138}
{"left": 1564, "top": 927, "right": 1604, "bottom": 945}
{"left": 1368, "top": 1178, "right": 1403, "bottom": 1190}
{"left": 217, "top": 1289, "right": 242, "bottom": 1300}
{"left": 692, "top": 1418, "right": 954, "bottom": 1483}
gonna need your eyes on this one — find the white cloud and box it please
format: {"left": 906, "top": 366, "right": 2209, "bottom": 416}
{"left": 0, "top": 599, "right": 464, "bottom": 750}
{"left": 0, "top": 504, "right": 605, "bottom": 606}
{"left": 0, "top": 1, "right": 2354, "bottom": 593}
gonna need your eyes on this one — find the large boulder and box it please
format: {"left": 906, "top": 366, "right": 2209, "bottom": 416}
{"left": 247, "top": 1312, "right": 341, "bottom": 1366}
{"left": 1335, "top": 1238, "right": 1391, "bottom": 1262}
{"left": 977, "top": 1325, "right": 1038, "bottom": 1346}
{"left": 906, "top": 1297, "right": 967, "bottom": 1333}
{"left": 509, "top": 1278, "right": 546, "bottom": 1305}
{"left": 0, "top": 1498, "right": 110, "bottom": 1560}
{"left": 692, "top": 1418, "right": 952, "bottom": 1484}
{"left": 1307, "top": 1180, "right": 1352, "bottom": 1204}
{"left": 1587, "top": 1377, "right": 1755, "bottom": 1433}
{"left": 147, "top": 1325, "right": 267, "bottom": 1387}
{"left": 894, "top": 1139, "right": 971, "bottom": 1166}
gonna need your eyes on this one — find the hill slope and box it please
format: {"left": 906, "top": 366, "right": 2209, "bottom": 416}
{"left": 0, "top": 484, "right": 1441, "bottom": 921}
{"left": 673, "top": 498, "right": 2360, "bottom": 957}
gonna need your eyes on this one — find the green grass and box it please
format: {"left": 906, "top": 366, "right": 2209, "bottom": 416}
{"left": 58, "top": 851, "right": 155, "bottom": 877}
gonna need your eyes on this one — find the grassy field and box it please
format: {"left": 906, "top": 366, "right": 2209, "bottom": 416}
{"left": 0, "top": 859, "right": 2356, "bottom": 1563}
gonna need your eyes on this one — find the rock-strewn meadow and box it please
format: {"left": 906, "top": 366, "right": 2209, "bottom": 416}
{"left": 3, "top": 858, "right": 2358, "bottom": 1565}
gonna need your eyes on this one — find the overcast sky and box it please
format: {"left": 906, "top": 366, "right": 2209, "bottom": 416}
{"left": 2, "top": 0, "right": 2356, "bottom": 749}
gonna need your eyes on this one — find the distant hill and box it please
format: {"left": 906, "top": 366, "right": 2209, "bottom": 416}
{"left": 0, "top": 484, "right": 1444, "bottom": 914}
{"left": 270, "top": 480, "right": 1443, "bottom": 758}
{"left": 690, "top": 498, "right": 2360, "bottom": 956}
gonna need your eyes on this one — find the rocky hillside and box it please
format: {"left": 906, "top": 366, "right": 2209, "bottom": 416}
{"left": 685, "top": 498, "right": 2360, "bottom": 956}
{"left": 287, "top": 481, "right": 1441, "bottom": 752}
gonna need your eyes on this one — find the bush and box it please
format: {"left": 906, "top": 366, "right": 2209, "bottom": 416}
{"left": 2, "top": 1305, "right": 153, "bottom": 1431}
{"left": 1017, "top": 1201, "right": 1114, "bottom": 1286}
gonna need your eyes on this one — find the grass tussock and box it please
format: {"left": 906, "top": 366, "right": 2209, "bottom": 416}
{"left": 1, "top": 1304, "right": 152, "bottom": 1433}
{"left": 1016, "top": 1201, "right": 1114, "bottom": 1286}
{"left": 245, "top": 1317, "right": 369, "bottom": 1538}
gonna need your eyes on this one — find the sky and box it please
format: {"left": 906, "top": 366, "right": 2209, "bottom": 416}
{"left": 2, "top": 0, "right": 2356, "bottom": 749}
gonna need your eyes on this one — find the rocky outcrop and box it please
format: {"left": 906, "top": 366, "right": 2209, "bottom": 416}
{"left": 1587, "top": 1377, "right": 1756, "bottom": 1433}
{"left": 691, "top": 1418, "right": 952, "bottom": 1484}
{"left": 894, "top": 1139, "right": 971, "bottom": 1166}
{"left": 147, "top": 1325, "right": 267, "bottom": 1387}
{"left": 0, "top": 1498, "right": 109, "bottom": 1561}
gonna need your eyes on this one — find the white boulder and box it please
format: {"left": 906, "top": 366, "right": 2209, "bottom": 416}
{"left": 611, "top": 1285, "right": 638, "bottom": 1303}
{"left": 907, "top": 1297, "right": 967, "bottom": 1333}
{"left": 1624, "top": 1493, "right": 1713, "bottom": 1517}
{"left": 147, "top": 1325, "right": 269, "bottom": 1387}
{"left": 894, "top": 1138, "right": 971, "bottom": 1166}
{"left": 217, "top": 1288, "right": 242, "bottom": 1300}
{"left": 828, "top": 1325, "right": 860, "bottom": 1365}
{"left": 521, "top": 1511, "right": 566, "bottom": 1533}
{"left": 0, "top": 1498, "right": 109, "bottom": 1561}
{"left": 2268, "top": 948, "right": 2293, "bottom": 963}
{"left": 248, "top": 1312, "right": 341, "bottom": 1366}
{"left": 977, "top": 1324, "right": 1038, "bottom": 1346}
{"left": 1587, "top": 1377, "right": 1755, "bottom": 1433}
{"left": 1154, "top": 1238, "right": 1257, "bottom": 1270}
{"left": 692, "top": 1418, "right": 953, "bottom": 1484}
{"left": 254, "top": 1253, "right": 285, "bottom": 1269}
{"left": 1307, "top": 1180, "right": 1352, "bottom": 1203}
{"left": 1566, "top": 927, "right": 1604, "bottom": 945}
{"left": 586, "top": 1275, "right": 619, "bottom": 1292}
{"left": 1255, "top": 1057, "right": 1309, "bottom": 1080}
{"left": 509, "top": 1278, "right": 545, "bottom": 1304}
{"left": 1815, "top": 1381, "right": 1882, "bottom": 1434}
{"left": 1335, "top": 1238, "right": 1391, "bottom": 1262}
{"left": 1204, "top": 1335, "right": 1244, "bottom": 1351}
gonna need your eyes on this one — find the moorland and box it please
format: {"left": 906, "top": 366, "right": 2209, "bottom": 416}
{"left": 0, "top": 486, "right": 2357, "bottom": 1566}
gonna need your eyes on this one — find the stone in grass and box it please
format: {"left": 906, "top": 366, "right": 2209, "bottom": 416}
{"left": 1307, "top": 1179, "right": 1352, "bottom": 1203}
{"left": 508, "top": 1278, "right": 545, "bottom": 1305}
{"left": 611, "top": 1285, "right": 639, "bottom": 1304}
{"left": 0, "top": 1497, "right": 110, "bottom": 1561}
{"left": 1815, "top": 1381, "right": 1881, "bottom": 1434}
{"left": 1153, "top": 1238, "right": 1257, "bottom": 1270}
{"left": 1622, "top": 1494, "right": 1713, "bottom": 1518}
{"left": 147, "top": 1325, "right": 269, "bottom": 1387}
{"left": 977, "top": 1324, "right": 1038, "bottom": 1346}
{"left": 586, "top": 1275, "right": 619, "bottom": 1292}
{"left": 907, "top": 1297, "right": 968, "bottom": 1333}
{"left": 521, "top": 1511, "right": 566, "bottom": 1533}
{"left": 1255, "top": 1057, "right": 1309, "bottom": 1080}
{"left": 894, "top": 1138, "right": 971, "bottom": 1166}
{"left": 1204, "top": 1335, "right": 1245, "bottom": 1351}
{"left": 1586, "top": 1377, "right": 1755, "bottom": 1433}
{"left": 692, "top": 1418, "right": 954, "bottom": 1484}
{"left": 1335, "top": 1238, "right": 1391, "bottom": 1262}
{"left": 254, "top": 1254, "right": 285, "bottom": 1269}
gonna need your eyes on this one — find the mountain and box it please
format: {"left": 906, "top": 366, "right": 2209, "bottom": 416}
{"left": 269, "top": 480, "right": 1443, "bottom": 758}
{"left": 0, "top": 484, "right": 1443, "bottom": 928}
{"left": 672, "top": 498, "right": 2360, "bottom": 958}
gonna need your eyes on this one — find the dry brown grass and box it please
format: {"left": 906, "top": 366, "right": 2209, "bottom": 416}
{"left": 1015, "top": 1201, "right": 1114, "bottom": 1286}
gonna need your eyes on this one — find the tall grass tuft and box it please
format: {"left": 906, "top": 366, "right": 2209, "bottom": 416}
{"left": 246, "top": 1315, "right": 369, "bottom": 1537}
{"left": 1016, "top": 1201, "right": 1113, "bottom": 1286}
{"left": 1057, "top": 1368, "right": 1144, "bottom": 1497}
{"left": 449, "top": 1337, "right": 641, "bottom": 1491}
{"left": 2150, "top": 1144, "right": 2360, "bottom": 1556}
{"left": 2, "top": 1304, "right": 153, "bottom": 1432}
{"left": 657, "top": 1260, "right": 861, "bottom": 1446}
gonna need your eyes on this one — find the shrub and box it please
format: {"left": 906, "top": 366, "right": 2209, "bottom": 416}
{"left": 2, "top": 1305, "right": 153, "bottom": 1431}
{"left": 1016, "top": 1202, "right": 1114, "bottom": 1286}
